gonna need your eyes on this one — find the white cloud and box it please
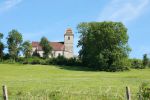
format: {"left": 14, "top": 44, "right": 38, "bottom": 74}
{"left": 0, "top": 0, "right": 23, "bottom": 13}
{"left": 98, "top": 0, "right": 150, "bottom": 23}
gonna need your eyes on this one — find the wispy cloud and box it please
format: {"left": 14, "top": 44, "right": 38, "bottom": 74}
{"left": 0, "top": 0, "right": 23, "bottom": 13}
{"left": 98, "top": 0, "right": 150, "bottom": 23}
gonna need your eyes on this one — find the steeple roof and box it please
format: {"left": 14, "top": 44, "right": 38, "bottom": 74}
{"left": 65, "top": 28, "right": 73, "bottom": 36}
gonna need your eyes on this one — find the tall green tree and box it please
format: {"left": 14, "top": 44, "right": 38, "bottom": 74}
{"left": 40, "top": 37, "right": 52, "bottom": 58}
{"left": 7, "top": 29, "right": 23, "bottom": 60}
{"left": 142, "top": 54, "right": 149, "bottom": 68}
{"left": 22, "top": 41, "right": 32, "bottom": 58}
{"left": 0, "top": 33, "right": 4, "bottom": 60}
{"left": 77, "top": 22, "right": 131, "bottom": 71}
{"left": 0, "top": 33, "right": 3, "bottom": 39}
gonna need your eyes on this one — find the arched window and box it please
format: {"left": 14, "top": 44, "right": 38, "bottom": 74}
{"left": 68, "top": 36, "right": 70, "bottom": 40}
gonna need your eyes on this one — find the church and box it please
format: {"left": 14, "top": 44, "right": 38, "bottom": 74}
{"left": 31, "top": 28, "right": 74, "bottom": 58}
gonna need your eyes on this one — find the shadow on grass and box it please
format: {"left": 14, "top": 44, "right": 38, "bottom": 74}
{"left": 56, "top": 65, "right": 97, "bottom": 72}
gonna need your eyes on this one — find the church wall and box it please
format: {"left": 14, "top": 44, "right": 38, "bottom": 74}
{"left": 52, "top": 51, "right": 64, "bottom": 58}
{"left": 64, "top": 51, "right": 73, "bottom": 58}
{"left": 32, "top": 48, "right": 64, "bottom": 58}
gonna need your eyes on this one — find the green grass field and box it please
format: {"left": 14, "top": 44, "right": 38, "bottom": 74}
{"left": 0, "top": 64, "right": 150, "bottom": 100}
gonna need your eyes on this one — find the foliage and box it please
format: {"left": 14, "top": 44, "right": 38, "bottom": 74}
{"left": 1, "top": 59, "right": 16, "bottom": 64}
{"left": 17, "top": 55, "right": 82, "bottom": 66}
{"left": 0, "top": 33, "right": 4, "bottom": 60}
{"left": 52, "top": 55, "right": 68, "bottom": 65}
{"left": 3, "top": 53, "right": 10, "bottom": 60}
{"left": 47, "top": 55, "right": 82, "bottom": 66}
{"left": 77, "top": 21, "right": 131, "bottom": 71}
{"left": 0, "top": 32, "right": 3, "bottom": 39}
{"left": 22, "top": 41, "right": 32, "bottom": 58}
{"left": 0, "top": 42, "right": 4, "bottom": 60}
{"left": 138, "top": 82, "right": 150, "bottom": 99}
{"left": 109, "top": 58, "right": 131, "bottom": 72}
{"left": 7, "top": 29, "right": 23, "bottom": 60}
{"left": 29, "top": 57, "right": 43, "bottom": 65}
{"left": 66, "top": 57, "right": 82, "bottom": 66}
{"left": 142, "top": 54, "right": 149, "bottom": 68}
{"left": 18, "top": 57, "right": 45, "bottom": 65}
{"left": 130, "top": 59, "right": 144, "bottom": 69}
{"left": 32, "top": 49, "right": 41, "bottom": 58}
{"left": 40, "top": 37, "right": 52, "bottom": 58}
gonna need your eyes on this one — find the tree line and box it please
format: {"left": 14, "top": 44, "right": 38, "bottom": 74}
{"left": 0, "top": 29, "right": 52, "bottom": 61}
{"left": 0, "top": 21, "right": 150, "bottom": 71}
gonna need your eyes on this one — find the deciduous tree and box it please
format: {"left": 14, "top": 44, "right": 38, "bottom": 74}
{"left": 40, "top": 37, "right": 52, "bottom": 58}
{"left": 0, "top": 33, "right": 4, "bottom": 60}
{"left": 22, "top": 41, "right": 32, "bottom": 58}
{"left": 7, "top": 29, "right": 23, "bottom": 60}
{"left": 77, "top": 21, "right": 131, "bottom": 71}
{"left": 143, "top": 54, "right": 149, "bottom": 68}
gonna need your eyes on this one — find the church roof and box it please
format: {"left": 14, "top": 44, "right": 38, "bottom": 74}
{"left": 32, "top": 41, "right": 65, "bottom": 51}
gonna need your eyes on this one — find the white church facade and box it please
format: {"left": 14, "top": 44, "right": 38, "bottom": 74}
{"left": 32, "top": 28, "right": 74, "bottom": 58}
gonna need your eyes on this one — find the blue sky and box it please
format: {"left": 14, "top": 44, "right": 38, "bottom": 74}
{"left": 0, "top": 0, "right": 150, "bottom": 58}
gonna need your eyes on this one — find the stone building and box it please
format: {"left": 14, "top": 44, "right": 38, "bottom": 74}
{"left": 32, "top": 28, "right": 74, "bottom": 58}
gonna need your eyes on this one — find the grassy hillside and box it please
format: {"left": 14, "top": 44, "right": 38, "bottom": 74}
{"left": 0, "top": 64, "right": 150, "bottom": 100}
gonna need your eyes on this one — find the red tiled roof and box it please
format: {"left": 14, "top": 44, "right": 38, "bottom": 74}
{"left": 65, "top": 28, "right": 73, "bottom": 35}
{"left": 32, "top": 41, "right": 65, "bottom": 51}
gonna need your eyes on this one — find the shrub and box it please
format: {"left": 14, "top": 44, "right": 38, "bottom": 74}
{"left": 18, "top": 57, "right": 45, "bottom": 65}
{"left": 109, "top": 58, "right": 130, "bottom": 72}
{"left": 43, "top": 56, "right": 82, "bottom": 67}
{"left": 138, "top": 82, "right": 150, "bottom": 99}
{"left": 66, "top": 57, "right": 82, "bottom": 66}
{"left": 29, "top": 57, "right": 43, "bottom": 64}
{"left": 3, "top": 53, "right": 10, "bottom": 60}
{"left": 2, "top": 59, "right": 16, "bottom": 64}
{"left": 130, "top": 59, "right": 144, "bottom": 69}
{"left": 54, "top": 55, "right": 67, "bottom": 65}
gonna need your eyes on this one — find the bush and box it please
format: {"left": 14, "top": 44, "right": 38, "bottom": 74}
{"left": 3, "top": 53, "right": 10, "bottom": 60}
{"left": 17, "top": 57, "right": 25, "bottom": 63}
{"left": 44, "top": 55, "right": 82, "bottom": 66}
{"left": 109, "top": 58, "right": 130, "bottom": 72}
{"left": 138, "top": 82, "right": 150, "bottom": 99}
{"left": 2, "top": 55, "right": 82, "bottom": 68}
{"left": 2, "top": 59, "right": 16, "bottom": 64}
{"left": 66, "top": 57, "right": 82, "bottom": 66}
{"left": 30, "top": 57, "right": 41, "bottom": 64}
{"left": 130, "top": 59, "right": 144, "bottom": 69}
{"left": 17, "top": 57, "right": 45, "bottom": 65}
{"left": 54, "top": 55, "right": 67, "bottom": 65}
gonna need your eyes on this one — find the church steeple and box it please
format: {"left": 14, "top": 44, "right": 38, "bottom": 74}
{"left": 64, "top": 28, "right": 74, "bottom": 58}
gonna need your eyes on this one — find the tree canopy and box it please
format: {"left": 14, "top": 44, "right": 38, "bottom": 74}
{"left": 77, "top": 21, "right": 131, "bottom": 71}
{"left": 143, "top": 54, "right": 149, "bottom": 68}
{"left": 0, "top": 33, "right": 4, "bottom": 60}
{"left": 0, "top": 33, "right": 3, "bottom": 40}
{"left": 40, "top": 37, "right": 52, "bottom": 58}
{"left": 22, "top": 41, "right": 32, "bottom": 58}
{"left": 7, "top": 29, "right": 23, "bottom": 60}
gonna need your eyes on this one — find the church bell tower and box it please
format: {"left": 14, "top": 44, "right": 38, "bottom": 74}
{"left": 64, "top": 28, "right": 74, "bottom": 58}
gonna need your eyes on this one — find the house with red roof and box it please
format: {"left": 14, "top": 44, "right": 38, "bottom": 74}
{"left": 32, "top": 28, "right": 74, "bottom": 58}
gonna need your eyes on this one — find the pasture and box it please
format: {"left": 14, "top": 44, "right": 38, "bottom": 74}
{"left": 0, "top": 64, "right": 150, "bottom": 100}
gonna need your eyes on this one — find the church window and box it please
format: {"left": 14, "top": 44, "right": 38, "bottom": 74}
{"left": 68, "top": 36, "right": 70, "bottom": 40}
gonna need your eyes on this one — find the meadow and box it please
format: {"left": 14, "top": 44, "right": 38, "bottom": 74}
{"left": 0, "top": 64, "right": 150, "bottom": 100}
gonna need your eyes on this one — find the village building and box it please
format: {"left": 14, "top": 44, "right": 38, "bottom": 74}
{"left": 32, "top": 28, "right": 74, "bottom": 58}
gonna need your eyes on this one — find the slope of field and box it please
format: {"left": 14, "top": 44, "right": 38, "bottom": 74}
{"left": 0, "top": 64, "right": 150, "bottom": 100}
